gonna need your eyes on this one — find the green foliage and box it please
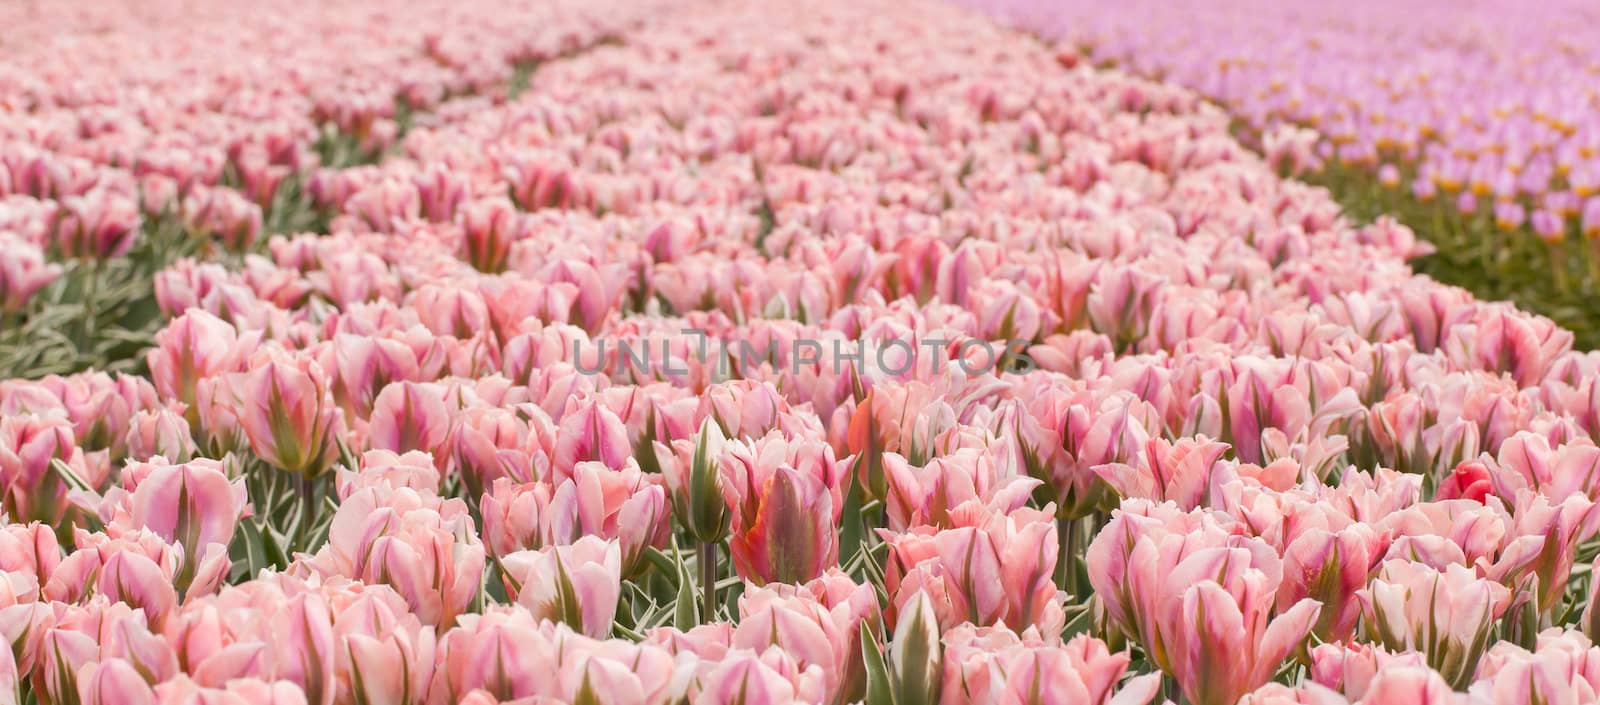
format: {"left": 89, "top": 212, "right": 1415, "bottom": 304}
{"left": 1303, "top": 160, "right": 1600, "bottom": 348}
{"left": 0, "top": 212, "right": 193, "bottom": 379}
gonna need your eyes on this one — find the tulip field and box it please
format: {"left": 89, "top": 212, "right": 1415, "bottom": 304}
{"left": 6, "top": 0, "right": 1600, "bottom": 703}
{"left": 966, "top": 0, "right": 1600, "bottom": 344}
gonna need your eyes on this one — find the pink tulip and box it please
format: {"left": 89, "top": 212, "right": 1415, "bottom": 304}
{"left": 1443, "top": 311, "right": 1572, "bottom": 389}
{"left": 124, "top": 457, "right": 247, "bottom": 592}
{"left": 1489, "top": 491, "right": 1600, "bottom": 612}
{"left": 53, "top": 188, "right": 141, "bottom": 260}
{"left": 1085, "top": 266, "right": 1163, "bottom": 351}
{"left": 1279, "top": 525, "right": 1385, "bottom": 644}
{"left": 0, "top": 522, "right": 60, "bottom": 594}
{"left": 991, "top": 637, "right": 1162, "bottom": 705}
{"left": 182, "top": 185, "right": 264, "bottom": 252}
{"left": 366, "top": 381, "right": 453, "bottom": 460}
{"left": 1307, "top": 642, "right": 1427, "bottom": 701}
{"left": 1488, "top": 433, "right": 1600, "bottom": 501}
{"left": 225, "top": 349, "right": 343, "bottom": 477}
{"left": 691, "top": 649, "right": 828, "bottom": 705}
{"left": 342, "top": 613, "right": 438, "bottom": 705}
{"left": 299, "top": 487, "right": 484, "bottom": 628}
{"left": 883, "top": 511, "right": 1060, "bottom": 634}
{"left": 440, "top": 608, "right": 557, "bottom": 701}
{"left": 1235, "top": 683, "right": 1347, "bottom": 705}
{"left": 882, "top": 448, "right": 1040, "bottom": 532}
{"left": 449, "top": 406, "right": 537, "bottom": 499}
{"left": 0, "top": 235, "right": 61, "bottom": 312}
{"left": 1359, "top": 559, "right": 1512, "bottom": 688}
{"left": 78, "top": 657, "right": 158, "bottom": 705}
{"left": 545, "top": 462, "right": 671, "bottom": 576}
{"left": 334, "top": 449, "right": 442, "bottom": 500}
{"left": 1, "top": 413, "right": 105, "bottom": 525}
{"left": 730, "top": 572, "right": 877, "bottom": 705}
{"left": 1087, "top": 504, "right": 1319, "bottom": 705}
{"left": 502, "top": 536, "right": 623, "bottom": 638}
{"left": 552, "top": 397, "right": 632, "bottom": 477}
{"left": 458, "top": 198, "right": 523, "bottom": 273}
{"left": 125, "top": 407, "right": 197, "bottom": 463}
{"left": 479, "top": 477, "right": 556, "bottom": 558}
{"left": 1472, "top": 629, "right": 1600, "bottom": 705}
{"left": 1359, "top": 666, "right": 1471, "bottom": 705}
{"left": 1094, "top": 435, "right": 1231, "bottom": 511}
{"left": 719, "top": 431, "right": 845, "bottom": 585}
{"left": 1012, "top": 388, "right": 1154, "bottom": 520}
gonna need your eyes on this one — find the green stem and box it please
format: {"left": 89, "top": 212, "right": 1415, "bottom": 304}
{"left": 297, "top": 474, "right": 317, "bottom": 550}
{"left": 698, "top": 541, "right": 718, "bottom": 622}
{"left": 80, "top": 259, "right": 101, "bottom": 351}
{"left": 1057, "top": 516, "right": 1079, "bottom": 598}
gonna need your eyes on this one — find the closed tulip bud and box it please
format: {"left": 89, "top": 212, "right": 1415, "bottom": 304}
{"left": 661, "top": 419, "right": 730, "bottom": 545}
{"left": 888, "top": 591, "right": 941, "bottom": 705}
{"left": 1583, "top": 555, "right": 1600, "bottom": 642}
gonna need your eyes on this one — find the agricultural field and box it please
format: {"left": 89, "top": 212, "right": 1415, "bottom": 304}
{"left": 968, "top": 0, "right": 1600, "bottom": 344}
{"left": 1, "top": 1, "right": 1597, "bottom": 704}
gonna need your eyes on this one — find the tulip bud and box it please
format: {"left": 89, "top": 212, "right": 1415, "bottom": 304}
{"left": 662, "top": 419, "right": 730, "bottom": 545}
{"left": 1582, "top": 555, "right": 1600, "bottom": 643}
{"left": 888, "top": 591, "right": 941, "bottom": 705}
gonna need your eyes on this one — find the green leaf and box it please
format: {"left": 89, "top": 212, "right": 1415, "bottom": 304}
{"left": 673, "top": 542, "right": 699, "bottom": 631}
{"left": 840, "top": 475, "right": 865, "bottom": 565}
{"left": 861, "top": 622, "right": 893, "bottom": 705}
